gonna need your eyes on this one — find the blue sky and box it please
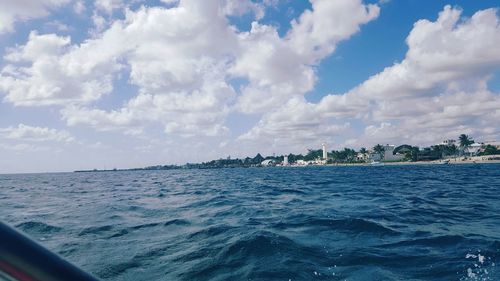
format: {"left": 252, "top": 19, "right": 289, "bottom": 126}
{"left": 0, "top": 0, "right": 499, "bottom": 173}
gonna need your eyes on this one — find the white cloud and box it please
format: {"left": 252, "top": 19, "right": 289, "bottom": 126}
{"left": 232, "top": 0, "right": 379, "bottom": 113}
{"left": 238, "top": 97, "right": 350, "bottom": 153}
{"left": 0, "top": 0, "right": 70, "bottom": 34}
{"left": 0, "top": 124, "right": 74, "bottom": 142}
{"left": 73, "top": 1, "right": 86, "bottom": 15}
{"left": 287, "top": 0, "right": 379, "bottom": 62}
{"left": 95, "top": 0, "right": 125, "bottom": 14}
{"left": 222, "top": 0, "right": 265, "bottom": 20}
{"left": 44, "top": 20, "right": 71, "bottom": 32}
{"left": 317, "top": 6, "right": 500, "bottom": 147}
{"left": 61, "top": 1, "right": 239, "bottom": 137}
{"left": 62, "top": 78, "right": 235, "bottom": 137}
{"left": 0, "top": 0, "right": 378, "bottom": 140}
{"left": 231, "top": 22, "right": 316, "bottom": 113}
{"left": 0, "top": 30, "right": 123, "bottom": 106}
{"left": 1, "top": 1, "right": 499, "bottom": 162}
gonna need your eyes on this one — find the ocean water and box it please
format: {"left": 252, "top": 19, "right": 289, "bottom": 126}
{"left": 1, "top": 165, "right": 499, "bottom": 281}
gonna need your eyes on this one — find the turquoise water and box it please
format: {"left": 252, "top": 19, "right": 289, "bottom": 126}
{"left": 1, "top": 165, "right": 499, "bottom": 280}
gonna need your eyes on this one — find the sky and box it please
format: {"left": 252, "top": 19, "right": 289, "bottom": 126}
{"left": 0, "top": 0, "right": 499, "bottom": 173}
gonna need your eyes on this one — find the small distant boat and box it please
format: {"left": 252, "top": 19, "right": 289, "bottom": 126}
{"left": 438, "top": 159, "right": 450, "bottom": 165}
{"left": 370, "top": 161, "right": 384, "bottom": 166}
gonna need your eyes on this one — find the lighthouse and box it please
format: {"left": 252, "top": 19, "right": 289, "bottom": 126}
{"left": 322, "top": 143, "right": 327, "bottom": 160}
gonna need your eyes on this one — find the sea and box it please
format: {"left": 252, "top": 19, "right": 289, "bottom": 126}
{"left": 1, "top": 164, "right": 499, "bottom": 281}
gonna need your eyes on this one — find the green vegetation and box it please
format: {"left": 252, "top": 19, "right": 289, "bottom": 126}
{"left": 76, "top": 134, "right": 499, "bottom": 172}
{"left": 458, "top": 134, "right": 474, "bottom": 155}
{"left": 304, "top": 149, "right": 323, "bottom": 161}
{"left": 480, "top": 145, "right": 500, "bottom": 156}
{"left": 329, "top": 148, "right": 358, "bottom": 163}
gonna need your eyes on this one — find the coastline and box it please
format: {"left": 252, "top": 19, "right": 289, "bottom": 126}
{"left": 320, "top": 156, "right": 500, "bottom": 167}
{"left": 74, "top": 155, "right": 500, "bottom": 172}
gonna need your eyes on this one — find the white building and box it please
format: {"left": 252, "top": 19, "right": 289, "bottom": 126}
{"left": 383, "top": 145, "right": 405, "bottom": 161}
{"left": 441, "top": 139, "right": 457, "bottom": 146}
{"left": 484, "top": 141, "right": 500, "bottom": 149}
{"left": 283, "top": 156, "right": 289, "bottom": 166}
{"left": 322, "top": 143, "right": 327, "bottom": 160}
{"left": 465, "top": 143, "right": 482, "bottom": 155}
{"left": 356, "top": 152, "right": 369, "bottom": 161}
{"left": 296, "top": 160, "right": 308, "bottom": 166}
{"left": 261, "top": 159, "right": 275, "bottom": 166}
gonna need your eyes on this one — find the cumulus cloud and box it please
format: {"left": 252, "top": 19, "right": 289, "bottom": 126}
{"left": 73, "top": 1, "right": 86, "bottom": 15}
{"left": 1, "top": 0, "right": 377, "bottom": 139}
{"left": 0, "top": 0, "right": 70, "bottom": 34}
{"left": 0, "top": 30, "right": 121, "bottom": 106}
{"left": 233, "top": 0, "right": 379, "bottom": 113}
{"left": 239, "top": 97, "right": 350, "bottom": 152}
{"left": 222, "top": 0, "right": 265, "bottom": 19}
{"left": 62, "top": 78, "right": 235, "bottom": 137}
{"left": 94, "top": 0, "right": 125, "bottom": 14}
{"left": 0, "top": 124, "right": 74, "bottom": 142}
{"left": 288, "top": 0, "right": 379, "bottom": 61}
{"left": 316, "top": 5, "right": 500, "bottom": 147}
{"left": 1, "top": 1, "right": 499, "bottom": 160}
{"left": 67, "top": 1, "right": 237, "bottom": 136}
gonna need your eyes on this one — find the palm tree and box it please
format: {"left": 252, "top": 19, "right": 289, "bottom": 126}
{"left": 373, "top": 144, "right": 385, "bottom": 160}
{"left": 394, "top": 144, "right": 418, "bottom": 161}
{"left": 359, "top": 147, "right": 367, "bottom": 155}
{"left": 458, "top": 134, "right": 474, "bottom": 155}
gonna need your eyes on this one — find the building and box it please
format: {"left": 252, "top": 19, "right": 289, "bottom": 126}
{"left": 465, "top": 143, "right": 482, "bottom": 156}
{"left": 383, "top": 145, "right": 405, "bottom": 161}
{"left": 322, "top": 143, "right": 327, "bottom": 160}
{"left": 369, "top": 152, "right": 382, "bottom": 162}
{"left": 356, "top": 152, "right": 369, "bottom": 161}
{"left": 441, "top": 139, "right": 457, "bottom": 146}
{"left": 283, "top": 156, "right": 289, "bottom": 166}
{"left": 484, "top": 141, "right": 500, "bottom": 149}
{"left": 261, "top": 159, "right": 275, "bottom": 166}
{"left": 296, "top": 160, "right": 308, "bottom": 166}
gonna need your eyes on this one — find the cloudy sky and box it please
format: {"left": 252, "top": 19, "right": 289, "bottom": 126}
{"left": 0, "top": 0, "right": 499, "bottom": 173}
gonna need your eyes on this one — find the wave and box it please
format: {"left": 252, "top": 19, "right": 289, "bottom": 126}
{"left": 163, "top": 218, "right": 190, "bottom": 227}
{"left": 187, "top": 224, "right": 235, "bottom": 240}
{"left": 16, "top": 221, "right": 62, "bottom": 234}
{"left": 274, "top": 217, "right": 400, "bottom": 235}
{"left": 278, "top": 188, "right": 307, "bottom": 195}
{"left": 130, "top": 222, "right": 160, "bottom": 230}
{"left": 380, "top": 235, "right": 467, "bottom": 248}
{"left": 131, "top": 219, "right": 191, "bottom": 230}
{"left": 108, "top": 229, "right": 129, "bottom": 238}
{"left": 107, "top": 219, "right": 191, "bottom": 238}
{"left": 221, "top": 231, "right": 309, "bottom": 257}
{"left": 78, "top": 225, "right": 113, "bottom": 236}
{"left": 178, "top": 230, "right": 332, "bottom": 281}
{"left": 95, "top": 260, "right": 142, "bottom": 279}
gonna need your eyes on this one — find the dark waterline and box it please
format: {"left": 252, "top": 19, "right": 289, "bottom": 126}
{"left": 1, "top": 165, "right": 499, "bottom": 280}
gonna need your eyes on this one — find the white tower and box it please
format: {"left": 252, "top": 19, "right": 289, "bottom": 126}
{"left": 322, "top": 143, "right": 327, "bottom": 160}
{"left": 283, "top": 155, "right": 289, "bottom": 166}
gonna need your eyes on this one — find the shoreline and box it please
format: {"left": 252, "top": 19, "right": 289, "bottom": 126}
{"left": 72, "top": 158, "right": 500, "bottom": 172}
{"left": 319, "top": 161, "right": 500, "bottom": 167}
{"left": 317, "top": 157, "right": 500, "bottom": 167}
{"left": 71, "top": 155, "right": 500, "bottom": 172}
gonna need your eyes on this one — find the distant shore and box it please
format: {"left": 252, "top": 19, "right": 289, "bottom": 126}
{"left": 319, "top": 156, "right": 500, "bottom": 167}
{"left": 322, "top": 160, "right": 500, "bottom": 167}
{"left": 74, "top": 156, "right": 500, "bottom": 172}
